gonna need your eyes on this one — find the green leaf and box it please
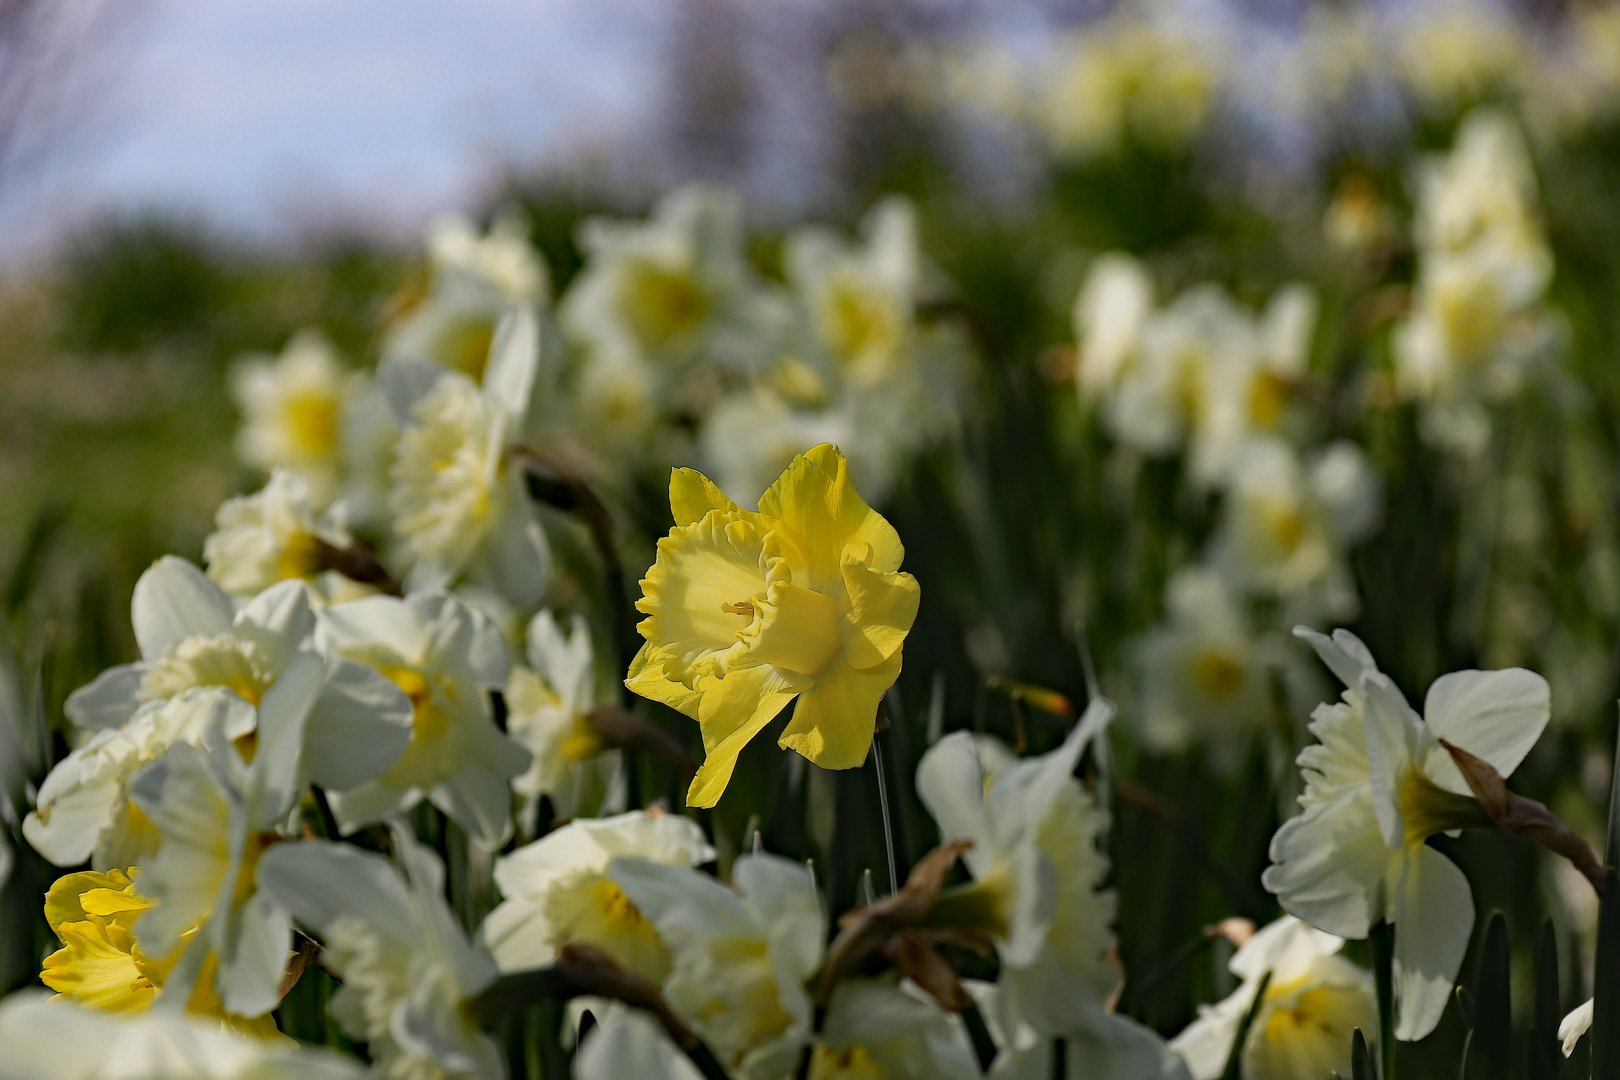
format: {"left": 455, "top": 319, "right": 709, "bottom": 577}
{"left": 1592, "top": 865, "right": 1620, "bottom": 1079}
{"left": 1466, "top": 912, "right": 1510, "bottom": 1080}
{"left": 1220, "top": 970, "right": 1272, "bottom": 1080}
{"left": 1529, "top": 921, "right": 1560, "bottom": 1080}
{"left": 1372, "top": 920, "right": 1396, "bottom": 1080}
{"left": 1352, "top": 1028, "right": 1374, "bottom": 1080}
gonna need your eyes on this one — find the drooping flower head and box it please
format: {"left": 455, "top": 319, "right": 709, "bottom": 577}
{"left": 627, "top": 444, "right": 921, "bottom": 807}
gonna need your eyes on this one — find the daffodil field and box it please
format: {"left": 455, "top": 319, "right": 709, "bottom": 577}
{"left": 19, "top": 3, "right": 1620, "bottom": 1078}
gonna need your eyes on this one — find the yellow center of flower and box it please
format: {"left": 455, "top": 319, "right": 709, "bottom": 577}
{"left": 1248, "top": 371, "right": 1292, "bottom": 427}
{"left": 810, "top": 1044, "right": 884, "bottom": 1080}
{"left": 1260, "top": 500, "right": 1307, "bottom": 555}
{"left": 821, "top": 275, "right": 903, "bottom": 374}
{"left": 139, "top": 635, "right": 272, "bottom": 708}
{"left": 284, "top": 391, "right": 339, "bottom": 459}
{"left": 622, "top": 260, "right": 708, "bottom": 350}
{"left": 1191, "top": 650, "right": 1245, "bottom": 701}
{"left": 1246, "top": 964, "right": 1379, "bottom": 1080}
{"left": 437, "top": 316, "right": 496, "bottom": 381}
{"left": 1396, "top": 766, "right": 1490, "bottom": 848}
{"left": 277, "top": 530, "right": 325, "bottom": 582}
{"left": 544, "top": 872, "right": 670, "bottom": 984}
{"left": 382, "top": 666, "right": 451, "bottom": 745}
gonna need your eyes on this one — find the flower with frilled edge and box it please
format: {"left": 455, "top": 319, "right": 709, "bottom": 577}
{"left": 626, "top": 444, "right": 921, "bottom": 808}
{"left": 1263, "top": 627, "right": 1550, "bottom": 1041}
{"left": 481, "top": 809, "right": 713, "bottom": 981}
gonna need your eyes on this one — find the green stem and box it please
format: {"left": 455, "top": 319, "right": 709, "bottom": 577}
{"left": 1371, "top": 920, "right": 1396, "bottom": 1080}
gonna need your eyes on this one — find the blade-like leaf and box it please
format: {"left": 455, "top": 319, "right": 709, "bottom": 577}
{"left": 1467, "top": 912, "right": 1510, "bottom": 1080}
{"left": 1593, "top": 865, "right": 1620, "bottom": 1079}
{"left": 1221, "top": 970, "right": 1273, "bottom": 1080}
{"left": 1352, "top": 1029, "right": 1374, "bottom": 1080}
{"left": 1528, "top": 921, "right": 1559, "bottom": 1080}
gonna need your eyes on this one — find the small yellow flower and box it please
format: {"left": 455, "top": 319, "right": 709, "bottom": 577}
{"left": 627, "top": 444, "right": 920, "bottom": 807}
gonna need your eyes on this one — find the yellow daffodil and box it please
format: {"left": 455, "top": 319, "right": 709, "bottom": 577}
{"left": 627, "top": 444, "right": 920, "bottom": 807}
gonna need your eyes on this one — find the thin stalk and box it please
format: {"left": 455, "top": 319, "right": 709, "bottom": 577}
{"left": 1371, "top": 920, "right": 1396, "bottom": 1080}
{"left": 873, "top": 704, "right": 910, "bottom": 892}
{"left": 872, "top": 735, "right": 899, "bottom": 897}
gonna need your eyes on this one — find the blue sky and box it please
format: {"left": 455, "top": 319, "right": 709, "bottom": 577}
{"left": 0, "top": 0, "right": 670, "bottom": 256}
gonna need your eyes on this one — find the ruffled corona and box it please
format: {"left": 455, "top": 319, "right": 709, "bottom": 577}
{"left": 626, "top": 444, "right": 920, "bottom": 808}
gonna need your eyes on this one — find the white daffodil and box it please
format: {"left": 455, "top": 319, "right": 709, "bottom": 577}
{"left": 383, "top": 304, "right": 550, "bottom": 606}
{"left": 256, "top": 827, "right": 504, "bottom": 1080}
{"left": 202, "top": 470, "right": 356, "bottom": 603}
{"left": 968, "top": 980, "right": 1191, "bottom": 1080}
{"left": 1212, "top": 439, "right": 1380, "bottom": 623}
{"left": 0, "top": 991, "right": 365, "bottom": 1080}
{"left": 1105, "top": 285, "right": 1255, "bottom": 459}
{"left": 506, "top": 611, "right": 621, "bottom": 822}
{"left": 481, "top": 809, "right": 713, "bottom": 981}
{"left": 34, "top": 561, "right": 411, "bottom": 862}
{"left": 810, "top": 977, "right": 980, "bottom": 1080}
{"left": 1192, "top": 284, "right": 1317, "bottom": 486}
{"left": 696, "top": 385, "right": 858, "bottom": 507}
{"left": 784, "top": 197, "right": 924, "bottom": 391}
{"left": 916, "top": 700, "right": 1119, "bottom": 1038}
{"left": 1133, "top": 566, "right": 1276, "bottom": 761}
{"left": 384, "top": 211, "right": 549, "bottom": 386}
{"left": 1396, "top": 1, "right": 1524, "bottom": 114}
{"left": 315, "top": 590, "right": 529, "bottom": 847}
{"left": 608, "top": 851, "right": 824, "bottom": 1077}
{"left": 25, "top": 690, "right": 248, "bottom": 872}
{"left": 228, "top": 331, "right": 349, "bottom": 507}
{"left": 126, "top": 656, "right": 324, "bottom": 1021}
{"left": 1170, "top": 916, "right": 1375, "bottom": 1080}
{"left": 559, "top": 183, "right": 762, "bottom": 374}
{"left": 1073, "top": 252, "right": 1153, "bottom": 398}
{"left": 1392, "top": 109, "right": 1554, "bottom": 454}
{"left": 1263, "top": 626, "right": 1551, "bottom": 1041}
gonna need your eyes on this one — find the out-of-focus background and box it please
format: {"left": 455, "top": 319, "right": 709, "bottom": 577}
{"left": 7, "top": 0, "right": 1620, "bottom": 1068}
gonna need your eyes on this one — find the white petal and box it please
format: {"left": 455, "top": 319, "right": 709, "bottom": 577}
{"left": 132, "top": 557, "right": 235, "bottom": 660}
{"left": 1392, "top": 844, "right": 1474, "bottom": 1041}
{"left": 318, "top": 595, "right": 428, "bottom": 666}
{"left": 483, "top": 302, "right": 540, "bottom": 422}
{"left": 734, "top": 852, "right": 826, "bottom": 992}
{"left": 256, "top": 839, "right": 417, "bottom": 945}
{"left": 610, "top": 855, "right": 748, "bottom": 940}
{"left": 1228, "top": 915, "right": 1342, "bottom": 983}
{"left": 1292, "top": 625, "right": 1379, "bottom": 688}
{"left": 326, "top": 779, "right": 411, "bottom": 834}
{"left": 63, "top": 664, "right": 145, "bottom": 730}
{"left": 575, "top": 1003, "right": 705, "bottom": 1080}
{"left": 379, "top": 352, "right": 447, "bottom": 423}
{"left": 1169, "top": 988, "right": 1254, "bottom": 1080}
{"left": 1081, "top": 1010, "right": 1195, "bottom": 1080}
{"left": 304, "top": 659, "right": 413, "bottom": 791}
{"left": 218, "top": 892, "right": 293, "bottom": 1018}
{"left": 430, "top": 769, "right": 515, "bottom": 848}
{"left": 1262, "top": 790, "right": 1391, "bottom": 939}
{"left": 1560, "top": 998, "right": 1594, "bottom": 1056}
{"left": 916, "top": 731, "right": 999, "bottom": 880}
{"left": 1420, "top": 668, "right": 1550, "bottom": 794}
{"left": 525, "top": 610, "right": 594, "bottom": 711}
{"left": 249, "top": 651, "right": 325, "bottom": 824}
{"left": 236, "top": 579, "right": 317, "bottom": 671}
{"left": 1359, "top": 674, "right": 1421, "bottom": 850}
{"left": 480, "top": 488, "right": 550, "bottom": 609}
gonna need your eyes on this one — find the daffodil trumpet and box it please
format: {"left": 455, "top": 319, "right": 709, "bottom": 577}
{"left": 626, "top": 443, "right": 920, "bottom": 808}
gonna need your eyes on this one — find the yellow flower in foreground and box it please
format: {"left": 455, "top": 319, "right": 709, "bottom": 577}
{"left": 627, "top": 444, "right": 920, "bottom": 807}
{"left": 38, "top": 869, "right": 279, "bottom": 1040}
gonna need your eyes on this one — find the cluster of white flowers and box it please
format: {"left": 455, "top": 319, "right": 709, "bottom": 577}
{"left": 1073, "top": 254, "right": 1380, "bottom": 760}
{"left": 1391, "top": 108, "right": 1556, "bottom": 456}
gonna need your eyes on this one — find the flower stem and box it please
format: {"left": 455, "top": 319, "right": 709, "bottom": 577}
{"left": 1370, "top": 919, "right": 1395, "bottom": 1080}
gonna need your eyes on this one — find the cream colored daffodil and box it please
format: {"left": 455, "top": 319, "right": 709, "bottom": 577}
{"left": 1073, "top": 252, "right": 1153, "bottom": 398}
{"left": 1212, "top": 439, "right": 1380, "bottom": 623}
{"left": 810, "top": 977, "right": 980, "bottom": 1080}
{"left": 228, "top": 331, "right": 349, "bottom": 508}
{"left": 1133, "top": 566, "right": 1279, "bottom": 763}
{"left": 123, "top": 656, "right": 327, "bottom": 1023}
{"left": 256, "top": 826, "right": 504, "bottom": 1080}
{"left": 481, "top": 809, "right": 713, "bottom": 981}
{"left": 1169, "top": 916, "right": 1375, "bottom": 1080}
{"left": 384, "top": 304, "right": 551, "bottom": 606}
{"left": 608, "top": 851, "right": 824, "bottom": 1077}
{"left": 506, "top": 610, "right": 621, "bottom": 822}
{"left": 627, "top": 444, "right": 921, "bottom": 807}
{"left": 202, "top": 470, "right": 356, "bottom": 603}
{"left": 916, "top": 700, "right": 1118, "bottom": 1038}
{"left": 314, "top": 590, "right": 530, "bottom": 846}
{"left": 384, "top": 211, "right": 549, "bottom": 386}
{"left": 696, "top": 385, "right": 858, "bottom": 507}
{"left": 1263, "top": 626, "right": 1551, "bottom": 1040}
{"left": 0, "top": 992, "right": 365, "bottom": 1080}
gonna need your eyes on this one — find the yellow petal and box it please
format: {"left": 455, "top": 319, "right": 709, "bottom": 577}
{"left": 686, "top": 665, "right": 802, "bottom": 808}
{"left": 624, "top": 642, "right": 704, "bottom": 719}
{"left": 747, "top": 581, "right": 843, "bottom": 676}
{"left": 757, "top": 445, "right": 905, "bottom": 580}
{"left": 840, "top": 554, "right": 920, "bottom": 671}
{"left": 669, "top": 467, "right": 742, "bottom": 527}
{"left": 45, "top": 870, "right": 138, "bottom": 936}
{"left": 777, "top": 649, "right": 901, "bottom": 770}
{"left": 41, "top": 919, "right": 155, "bottom": 1012}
